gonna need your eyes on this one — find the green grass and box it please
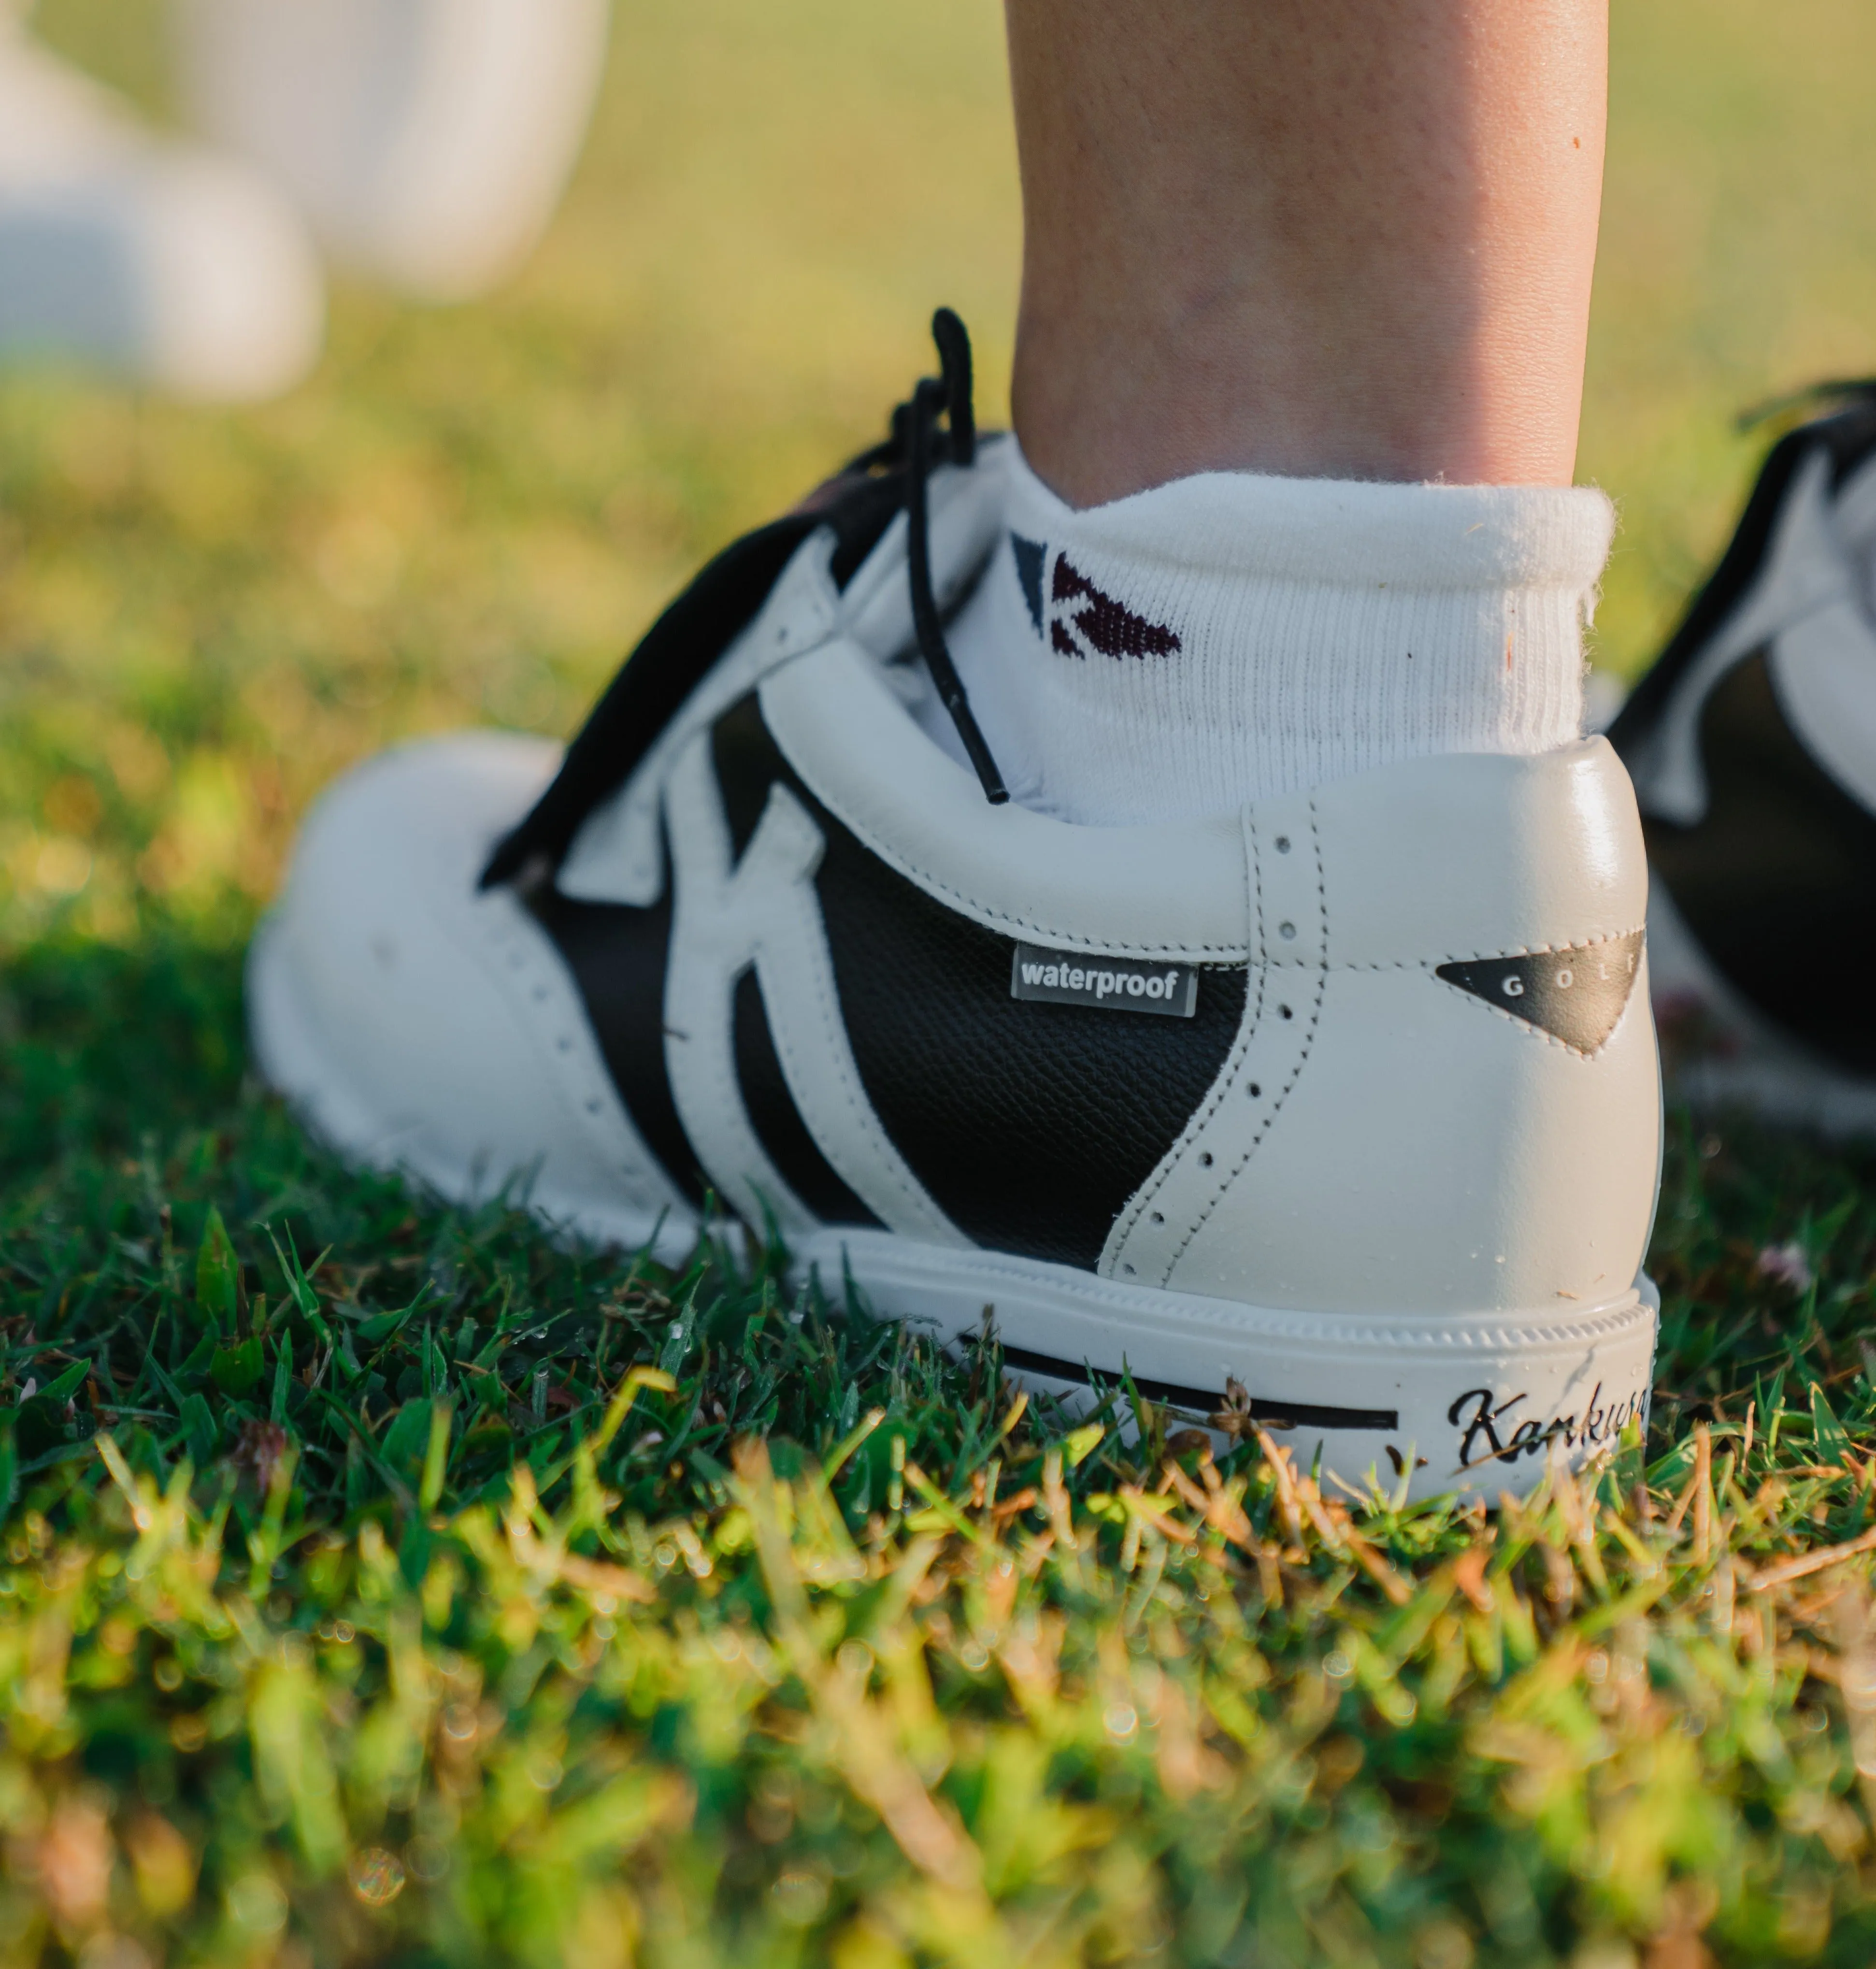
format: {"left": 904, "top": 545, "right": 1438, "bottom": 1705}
{"left": 9, "top": 1, "right": 1876, "bottom": 1962}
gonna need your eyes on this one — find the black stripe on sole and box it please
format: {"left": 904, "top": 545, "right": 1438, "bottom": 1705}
{"left": 992, "top": 1340, "right": 1399, "bottom": 1432}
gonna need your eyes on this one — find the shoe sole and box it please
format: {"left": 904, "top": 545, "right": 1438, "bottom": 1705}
{"left": 802, "top": 1227, "right": 1657, "bottom": 1505}
{"left": 1648, "top": 884, "right": 1876, "bottom": 1136}
{"left": 252, "top": 913, "right": 1658, "bottom": 1504}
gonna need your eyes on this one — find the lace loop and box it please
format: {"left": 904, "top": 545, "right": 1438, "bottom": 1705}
{"left": 904, "top": 310, "right": 1006, "bottom": 805}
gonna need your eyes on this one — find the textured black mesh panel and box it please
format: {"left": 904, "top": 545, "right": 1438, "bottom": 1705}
{"left": 702, "top": 700, "right": 1246, "bottom": 1268}
{"left": 807, "top": 798, "right": 1246, "bottom": 1268}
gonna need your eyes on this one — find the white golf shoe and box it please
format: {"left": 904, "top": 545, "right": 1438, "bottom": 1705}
{"left": 0, "top": 9, "right": 322, "bottom": 400}
{"left": 253, "top": 315, "right": 1662, "bottom": 1499}
{"left": 1612, "top": 387, "right": 1876, "bottom": 1135}
{"left": 175, "top": 0, "right": 609, "bottom": 301}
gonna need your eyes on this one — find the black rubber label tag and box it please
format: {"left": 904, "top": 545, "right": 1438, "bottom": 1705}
{"left": 1435, "top": 930, "right": 1644, "bottom": 1052}
{"left": 1010, "top": 943, "right": 1198, "bottom": 1018}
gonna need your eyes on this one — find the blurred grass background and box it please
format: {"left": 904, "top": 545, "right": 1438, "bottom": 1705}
{"left": 6, "top": 0, "right": 1876, "bottom": 950}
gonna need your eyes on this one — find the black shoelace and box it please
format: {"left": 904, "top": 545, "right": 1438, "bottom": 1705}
{"left": 478, "top": 307, "right": 1007, "bottom": 891}
{"left": 895, "top": 309, "right": 1008, "bottom": 804}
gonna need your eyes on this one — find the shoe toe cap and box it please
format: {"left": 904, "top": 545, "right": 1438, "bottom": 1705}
{"left": 251, "top": 733, "right": 684, "bottom": 1242}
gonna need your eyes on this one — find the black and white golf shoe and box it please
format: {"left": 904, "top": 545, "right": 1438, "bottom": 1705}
{"left": 251, "top": 314, "right": 1661, "bottom": 1499}
{"left": 1611, "top": 388, "right": 1876, "bottom": 1135}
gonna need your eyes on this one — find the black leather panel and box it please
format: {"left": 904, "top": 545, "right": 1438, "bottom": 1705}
{"left": 524, "top": 690, "right": 1246, "bottom": 1269}
{"left": 1646, "top": 651, "right": 1876, "bottom": 1072}
{"left": 485, "top": 518, "right": 815, "bottom": 888}
{"left": 1436, "top": 932, "right": 1644, "bottom": 1053}
{"left": 1611, "top": 402, "right": 1876, "bottom": 762}
{"left": 733, "top": 966, "right": 883, "bottom": 1229}
{"left": 711, "top": 695, "right": 778, "bottom": 862}
{"left": 484, "top": 462, "right": 917, "bottom": 888}
{"left": 527, "top": 843, "right": 706, "bottom": 1209}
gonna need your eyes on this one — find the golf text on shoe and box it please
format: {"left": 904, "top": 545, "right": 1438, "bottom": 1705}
{"left": 1010, "top": 943, "right": 1199, "bottom": 1017}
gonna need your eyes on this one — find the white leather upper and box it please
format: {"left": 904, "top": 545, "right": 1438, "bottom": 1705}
{"left": 762, "top": 641, "right": 1253, "bottom": 959}
{"left": 250, "top": 733, "right": 690, "bottom": 1248}
{"left": 753, "top": 633, "right": 1656, "bottom": 1318}
{"left": 1773, "top": 598, "right": 1876, "bottom": 818}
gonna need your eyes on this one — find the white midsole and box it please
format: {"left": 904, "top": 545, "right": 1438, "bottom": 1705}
{"left": 800, "top": 1226, "right": 1657, "bottom": 1505}
{"left": 253, "top": 915, "right": 1657, "bottom": 1505}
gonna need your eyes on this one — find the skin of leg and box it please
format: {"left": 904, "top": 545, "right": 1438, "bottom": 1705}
{"left": 1004, "top": 0, "right": 1607, "bottom": 502}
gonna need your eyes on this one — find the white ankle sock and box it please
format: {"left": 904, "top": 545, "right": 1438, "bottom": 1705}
{"left": 927, "top": 439, "right": 1616, "bottom": 825}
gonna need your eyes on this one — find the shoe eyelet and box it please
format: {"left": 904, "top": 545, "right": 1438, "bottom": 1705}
{"left": 1279, "top": 921, "right": 1296, "bottom": 941}
{"left": 1199, "top": 1151, "right": 1214, "bottom": 1168}
{"left": 1246, "top": 1083, "right": 1261, "bottom": 1099}
{"left": 1279, "top": 1005, "right": 1293, "bottom": 1020}
{"left": 1275, "top": 835, "right": 1291, "bottom": 854}
{"left": 1122, "top": 1263, "right": 1136, "bottom": 1276}
{"left": 1149, "top": 1211, "right": 1164, "bottom": 1225}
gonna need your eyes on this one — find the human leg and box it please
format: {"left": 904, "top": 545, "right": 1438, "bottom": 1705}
{"left": 928, "top": 0, "right": 1616, "bottom": 826}
{"left": 1005, "top": 0, "right": 1607, "bottom": 503}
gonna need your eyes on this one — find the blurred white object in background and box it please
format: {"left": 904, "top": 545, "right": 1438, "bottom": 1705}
{"left": 0, "top": 4, "right": 324, "bottom": 399}
{"left": 175, "top": 0, "right": 610, "bottom": 302}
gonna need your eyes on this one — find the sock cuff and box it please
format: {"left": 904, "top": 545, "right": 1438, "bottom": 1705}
{"left": 1003, "top": 440, "right": 1615, "bottom": 597}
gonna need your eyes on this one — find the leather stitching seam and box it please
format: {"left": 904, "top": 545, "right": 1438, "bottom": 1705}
{"left": 1158, "top": 800, "right": 1329, "bottom": 1283}
{"left": 1100, "top": 807, "right": 1268, "bottom": 1267}
{"left": 815, "top": 805, "right": 1250, "bottom": 957}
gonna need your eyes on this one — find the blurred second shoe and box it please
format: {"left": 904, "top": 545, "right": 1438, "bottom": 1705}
{"left": 0, "top": 7, "right": 323, "bottom": 400}
{"left": 175, "top": 0, "right": 610, "bottom": 301}
{"left": 1612, "top": 389, "right": 1876, "bottom": 1133}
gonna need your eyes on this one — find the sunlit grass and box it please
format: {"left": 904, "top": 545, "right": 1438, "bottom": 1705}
{"left": 6, "top": 1063, "right": 1876, "bottom": 1965}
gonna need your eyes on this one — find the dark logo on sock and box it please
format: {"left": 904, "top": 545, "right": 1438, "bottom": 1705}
{"left": 1010, "top": 532, "right": 1181, "bottom": 661}
{"left": 1435, "top": 929, "right": 1645, "bottom": 1054}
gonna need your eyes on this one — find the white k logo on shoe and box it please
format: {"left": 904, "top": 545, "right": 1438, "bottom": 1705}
{"left": 660, "top": 731, "right": 965, "bottom": 1244}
